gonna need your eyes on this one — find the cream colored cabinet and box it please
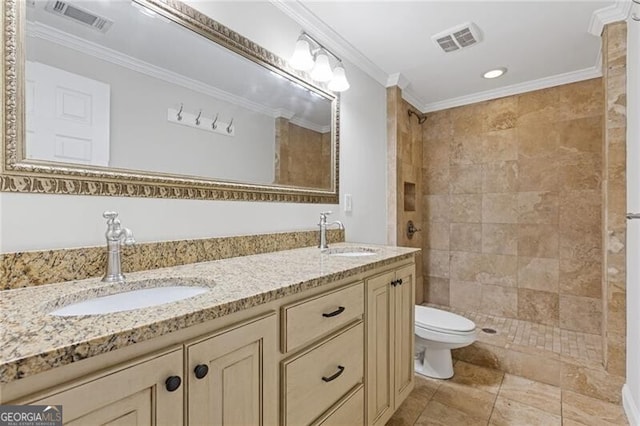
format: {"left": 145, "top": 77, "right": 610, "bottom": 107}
{"left": 282, "top": 321, "right": 363, "bottom": 425}
{"left": 186, "top": 313, "right": 277, "bottom": 426}
{"left": 280, "top": 281, "right": 365, "bottom": 426}
{"left": 393, "top": 265, "right": 415, "bottom": 404}
{"left": 17, "top": 315, "right": 277, "bottom": 426}
{"left": 282, "top": 281, "right": 364, "bottom": 353}
{"left": 27, "top": 348, "right": 184, "bottom": 426}
{"left": 5, "top": 259, "right": 416, "bottom": 426}
{"left": 365, "top": 264, "right": 415, "bottom": 426}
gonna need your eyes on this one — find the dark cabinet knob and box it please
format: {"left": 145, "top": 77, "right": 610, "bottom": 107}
{"left": 391, "top": 280, "right": 397, "bottom": 287}
{"left": 165, "top": 375, "right": 182, "bottom": 392}
{"left": 194, "top": 364, "right": 209, "bottom": 379}
{"left": 398, "top": 278, "right": 403, "bottom": 285}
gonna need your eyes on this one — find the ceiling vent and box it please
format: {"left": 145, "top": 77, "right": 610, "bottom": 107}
{"left": 44, "top": 0, "right": 113, "bottom": 33}
{"left": 432, "top": 22, "right": 482, "bottom": 53}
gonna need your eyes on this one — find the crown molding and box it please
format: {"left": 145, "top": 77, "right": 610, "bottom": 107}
{"left": 270, "top": 0, "right": 607, "bottom": 117}
{"left": 289, "top": 116, "right": 331, "bottom": 134}
{"left": 26, "top": 21, "right": 318, "bottom": 125}
{"left": 386, "top": 73, "right": 428, "bottom": 109}
{"left": 270, "top": 0, "right": 389, "bottom": 87}
{"left": 273, "top": 108, "right": 329, "bottom": 132}
{"left": 588, "top": 0, "right": 633, "bottom": 36}
{"left": 386, "top": 72, "right": 410, "bottom": 90}
{"left": 401, "top": 89, "right": 427, "bottom": 111}
{"left": 421, "top": 65, "right": 602, "bottom": 113}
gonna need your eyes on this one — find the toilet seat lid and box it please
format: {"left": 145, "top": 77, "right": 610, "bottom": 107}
{"left": 415, "top": 306, "right": 475, "bottom": 333}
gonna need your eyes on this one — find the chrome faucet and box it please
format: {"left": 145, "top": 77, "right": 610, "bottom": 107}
{"left": 318, "top": 211, "right": 344, "bottom": 250}
{"left": 102, "top": 211, "right": 135, "bottom": 283}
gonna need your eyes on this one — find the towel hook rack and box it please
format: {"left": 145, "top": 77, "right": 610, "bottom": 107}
{"left": 167, "top": 106, "right": 234, "bottom": 137}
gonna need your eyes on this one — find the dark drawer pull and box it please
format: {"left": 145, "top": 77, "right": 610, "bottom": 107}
{"left": 398, "top": 278, "right": 403, "bottom": 285}
{"left": 322, "top": 306, "right": 345, "bottom": 318}
{"left": 322, "top": 365, "right": 345, "bottom": 382}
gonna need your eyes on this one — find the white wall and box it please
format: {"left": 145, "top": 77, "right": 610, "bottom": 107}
{"left": 0, "top": 2, "right": 388, "bottom": 252}
{"left": 625, "top": 13, "right": 640, "bottom": 426}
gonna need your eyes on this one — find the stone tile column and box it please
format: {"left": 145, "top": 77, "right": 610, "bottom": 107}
{"left": 601, "top": 21, "right": 627, "bottom": 378}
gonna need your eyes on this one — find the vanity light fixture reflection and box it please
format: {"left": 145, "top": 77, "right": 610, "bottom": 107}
{"left": 289, "top": 32, "right": 350, "bottom": 91}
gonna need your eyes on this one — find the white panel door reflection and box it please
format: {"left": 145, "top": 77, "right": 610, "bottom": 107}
{"left": 25, "top": 61, "right": 110, "bottom": 166}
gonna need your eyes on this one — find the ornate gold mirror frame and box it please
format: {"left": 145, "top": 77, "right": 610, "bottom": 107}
{"left": 0, "top": 0, "right": 339, "bottom": 203}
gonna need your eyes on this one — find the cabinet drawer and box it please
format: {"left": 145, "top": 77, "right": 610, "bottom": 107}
{"left": 283, "top": 322, "right": 364, "bottom": 426}
{"left": 314, "top": 385, "right": 364, "bottom": 426}
{"left": 282, "top": 281, "right": 363, "bottom": 352}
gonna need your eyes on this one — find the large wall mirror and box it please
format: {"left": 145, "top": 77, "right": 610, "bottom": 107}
{"left": 1, "top": 0, "right": 339, "bottom": 203}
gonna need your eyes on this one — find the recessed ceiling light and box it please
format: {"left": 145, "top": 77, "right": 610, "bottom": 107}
{"left": 483, "top": 67, "right": 507, "bottom": 79}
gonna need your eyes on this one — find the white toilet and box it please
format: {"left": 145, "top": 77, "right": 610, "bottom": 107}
{"left": 414, "top": 306, "right": 477, "bottom": 379}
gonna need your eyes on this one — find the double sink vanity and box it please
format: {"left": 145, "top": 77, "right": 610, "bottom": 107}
{"left": 0, "top": 0, "right": 419, "bottom": 422}
{"left": 0, "top": 242, "right": 418, "bottom": 426}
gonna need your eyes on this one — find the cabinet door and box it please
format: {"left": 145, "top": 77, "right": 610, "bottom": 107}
{"left": 394, "top": 265, "right": 415, "bottom": 406}
{"left": 187, "top": 313, "right": 277, "bottom": 426}
{"left": 365, "top": 271, "right": 395, "bottom": 426}
{"left": 29, "top": 348, "right": 183, "bottom": 426}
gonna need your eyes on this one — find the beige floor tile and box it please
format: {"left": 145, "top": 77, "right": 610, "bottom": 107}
{"left": 497, "top": 347, "right": 562, "bottom": 386}
{"left": 562, "top": 420, "right": 590, "bottom": 426}
{"left": 561, "top": 361, "right": 624, "bottom": 404}
{"left": 415, "top": 373, "right": 444, "bottom": 394}
{"left": 387, "top": 376, "right": 441, "bottom": 425}
{"left": 414, "top": 400, "right": 487, "bottom": 426}
{"left": 432, "top": 380, "right": 497, "bottom": 421}
{"left": 489, "top": 396, "right": 562, "bottom": 426}
{"left": 448, "top": 360, "right": 505, "bottom": 394}
{"left": 387, "top": 396, "right": 429, "bottom": 426}
{"left": 561, "top": 390, "right": 629, "bottom": 426}
{"left": 498, "top": 374, "right": 561, "bottom": 415}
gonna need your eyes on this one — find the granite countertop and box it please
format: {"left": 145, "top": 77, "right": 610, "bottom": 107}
{"left": 0, "top": 243, "right": 418, "bottom": 384}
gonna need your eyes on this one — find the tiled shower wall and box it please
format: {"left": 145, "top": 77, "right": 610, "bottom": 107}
{"left": 422, "top": 79, "right": 604, "bottom": 333}
{"left": 387, "top": 87, "right": 424, "bottom": 303}
{"left": 274, "top": 118, "right": 332, "bottom": 189}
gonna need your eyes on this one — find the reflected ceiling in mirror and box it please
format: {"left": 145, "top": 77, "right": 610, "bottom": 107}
{"left": 1, "top": 0, "right": 339, "bottom": 203}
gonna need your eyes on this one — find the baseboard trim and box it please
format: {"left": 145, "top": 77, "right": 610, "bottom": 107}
{"left": 623, "top": 384, "right": 639, "bottom": 426}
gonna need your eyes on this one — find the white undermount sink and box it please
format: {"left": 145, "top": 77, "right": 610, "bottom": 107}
{"left": 324, "top": 247, "right": 377, "bottom": 257}
{"left": 50, "top": 286, "right": 209, "bottom": 317}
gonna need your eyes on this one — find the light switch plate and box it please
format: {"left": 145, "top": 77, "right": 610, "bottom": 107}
{"left": 344, "top": 194, "right": 352, "bottom": 213}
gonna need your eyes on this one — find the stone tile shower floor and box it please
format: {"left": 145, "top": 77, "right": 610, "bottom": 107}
{"left": 386, "top": 361, "right": 629, "bottom": 425}
{"left": 426, "top": 304, "right": 602, "bottom": 364}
